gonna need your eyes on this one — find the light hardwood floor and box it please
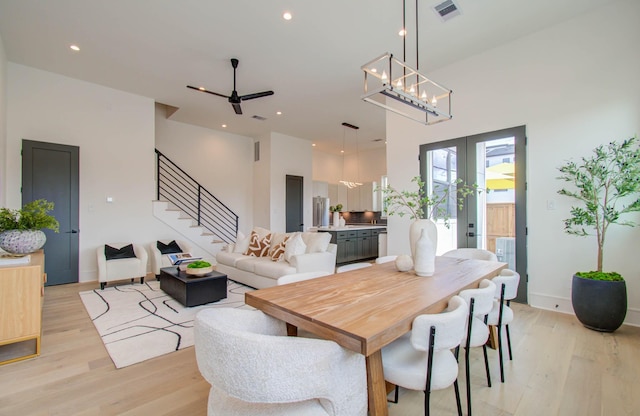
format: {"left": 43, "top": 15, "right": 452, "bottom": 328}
{"left": 0, "top": 281, "right": 639, "bottom": 416}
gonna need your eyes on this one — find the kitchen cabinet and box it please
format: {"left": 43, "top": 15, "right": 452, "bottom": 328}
{"left": 321, "top": 227, "right": 384, "bottom": 265}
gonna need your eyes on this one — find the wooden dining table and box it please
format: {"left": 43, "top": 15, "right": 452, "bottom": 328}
{"left": 245, "top": 255, "right": 507, "bottom": 416}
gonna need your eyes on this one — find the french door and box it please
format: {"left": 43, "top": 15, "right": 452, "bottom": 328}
{"left": 419, "top": 126, "right": 527, "bottom": 302}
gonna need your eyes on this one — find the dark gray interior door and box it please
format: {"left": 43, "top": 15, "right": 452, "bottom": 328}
{"left": 22, "top": 140, "right": 79, "bottom": 286}
{"left": 285, "top": 175, "right": 304, "bottom": 232}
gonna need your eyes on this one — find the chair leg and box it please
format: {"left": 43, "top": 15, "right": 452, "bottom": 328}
{"left": 100, "top": 282, "right": 106, "bottom": 290}
{"left": 388, "top": 385, "right": 399, "bottom": 404}
{"left": 465, "top": 347, "right": 472, "bottom": 416}
{"left": 140, "top": 276, "right": 145, "bottom": 285}
{"left": 424, "top": 389, "right": 431, "bottom": 416}
{"left": 453, "top": 379, "right": 463, "bottom": 416}
{"left": 130, "top": 278, "right": 134, "bottom": 284}
{"left": 506, "top": 324, "right": 513, "bottom": 360}
{"left": 482, "top": 344, "right": 492, "bottom": 387}
{"left": 497, "top": 324, "right": 505, "bottom": 383}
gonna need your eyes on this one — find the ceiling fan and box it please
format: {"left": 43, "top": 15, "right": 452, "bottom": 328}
{"left": 187, "top": 58, "right": 274, "bottom": 115}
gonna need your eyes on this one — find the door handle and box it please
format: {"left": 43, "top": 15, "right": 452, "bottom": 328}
{"left": 65, "top": 229, "right": 79, "bottom": 234}
{"left": 467, "top": 232, "right": 475, "bottom": 237}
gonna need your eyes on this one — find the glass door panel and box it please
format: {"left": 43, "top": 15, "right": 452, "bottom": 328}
{"left": 424, "top": 146, "right": 461, "bottom": 255}
{"left": 420, "top": 126, "right": 527, "bottom": 303}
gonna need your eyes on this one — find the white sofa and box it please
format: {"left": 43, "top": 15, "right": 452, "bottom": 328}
{"left": 216, "top": 230, "right": 336, "bottom": 289}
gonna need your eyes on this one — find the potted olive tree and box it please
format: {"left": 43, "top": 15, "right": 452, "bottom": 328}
{"left": 557, "top": 136, "right": 640, "bottom": 332}
{"left": 0, "top": 199, "right": 59, "bottom": 255}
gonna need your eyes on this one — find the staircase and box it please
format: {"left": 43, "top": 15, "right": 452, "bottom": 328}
{"left": 153, "top": 149, "right": 238, "bottom": 261}
{"left": 152, "top": 200, "right": 226, "bottom": 259}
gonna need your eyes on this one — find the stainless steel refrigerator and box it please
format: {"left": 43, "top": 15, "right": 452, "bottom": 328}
{"left": 313, "top": 197, "right": 330, "bottom": 227}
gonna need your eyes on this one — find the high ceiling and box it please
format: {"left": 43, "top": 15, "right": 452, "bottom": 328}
{"left": 0, "top": 0, "right": 615, "bottom": 153}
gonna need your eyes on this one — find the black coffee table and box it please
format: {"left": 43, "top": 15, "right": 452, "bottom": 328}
{"left": 159, "top": 266, "right": 228, "bottom": 307}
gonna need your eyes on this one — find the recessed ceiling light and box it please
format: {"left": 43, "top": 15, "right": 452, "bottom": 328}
{"left": 70, "top": 44, "right": 80, "bottom": 51}
{"left": 276, "top": 111, "right": 282, "bottom": 115}
{"left": 341, "top": 150, "right": 344, "bottom": 153}
{"left": 222, "top": 124, "right": 227, "bottom": 128}
{"left": 312, "top": 143, "right": 316, "bottom": 147}
{"left": 283, "top": 11, "right": 292, "bottom": 20}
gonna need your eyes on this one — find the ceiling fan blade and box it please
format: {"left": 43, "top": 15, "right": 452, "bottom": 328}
{"left": 232, "top": 102, "right": 243, "bottom": 115}
{"left": 240, "top": 90, "right": 274, "bottom": 101}
{"left": 186, "top": 85, "right": 229, "bottom": 99}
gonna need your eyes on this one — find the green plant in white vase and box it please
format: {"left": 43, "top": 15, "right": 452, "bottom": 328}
{"left": 379, "top": 176, "right": 477, "bottom": 262}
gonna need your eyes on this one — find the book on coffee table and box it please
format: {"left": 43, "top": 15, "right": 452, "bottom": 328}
{"left": 167, "top": 252, "right": 202, "bottom": 265}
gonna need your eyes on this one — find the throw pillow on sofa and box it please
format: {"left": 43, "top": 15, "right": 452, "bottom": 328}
{"left": 270, "top": 234, "right": 291, "bottom": 262}
{"left": 284, "top": 233, "right": 307, "bottom": 263}
{"left": 233, "top": 231, "right": 250, "bottom": 254}
{"left": 301, "top": 232, "right": 331, "bottom": 253}
{"left": 245, "top": 231, "right": 271, "bottom": 257}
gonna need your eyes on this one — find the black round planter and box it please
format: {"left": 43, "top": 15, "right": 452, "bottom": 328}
{"left": 571, "top": 274, "right": 627, "bottom": 332}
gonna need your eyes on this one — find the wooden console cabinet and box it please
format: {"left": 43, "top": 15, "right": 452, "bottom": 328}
{"left": 0, "top": 250, "right": 45, "bottom": 365}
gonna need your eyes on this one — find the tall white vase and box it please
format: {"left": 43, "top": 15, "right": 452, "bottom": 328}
{"left": 333, "top": 212, "right": 340, "bottom": 227}
{"left": 410, "top": 219, "right": 437, "bottom": 259}
{"left": 414, "top": 228, "right": 435, "bottom": 277}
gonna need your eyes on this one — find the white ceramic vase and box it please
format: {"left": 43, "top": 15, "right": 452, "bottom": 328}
{"left": 414, "top": 228, "right": 435, "bottom": 277}
{"left": 410, "top": 219, "right": 437, "bottom": 259}
{"left": 332, "top": 211, "right": 340, "bottom": 227}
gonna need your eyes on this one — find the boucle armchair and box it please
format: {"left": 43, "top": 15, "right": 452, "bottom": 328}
{"left": 194, "top": 308, "right": 367, "bottom": 416}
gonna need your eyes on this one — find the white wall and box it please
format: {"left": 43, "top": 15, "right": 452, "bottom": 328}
{"left": 252, "top": 134, "right": 271, "bottom": 231}
{"left": 0, "top": 33, "right": 6, "bottom": 206}
{"left": 7, "top": 64, "right": 162, "bottom": 282}
{"left": 386, "top": 0, "right": 640, "bottom": 325}
{"left": 269, "top": 132, "right": 313, "bottom": 232}
{"left": 155, "top": 105, "right": 254, "bottom": 234}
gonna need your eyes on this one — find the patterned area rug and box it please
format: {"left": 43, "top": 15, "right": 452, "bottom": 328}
{"left": 79, "top": 279, "right": 253, "bottom": 368}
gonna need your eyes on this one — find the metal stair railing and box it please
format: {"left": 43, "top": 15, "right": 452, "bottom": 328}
{"left": 155, "top": 149, "right": 238, "bottom": 244}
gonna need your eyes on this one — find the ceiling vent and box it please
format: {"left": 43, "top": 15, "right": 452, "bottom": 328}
{"left": 433, "top": 0, "right": 461, "bottom": 22}
{"left": 251, "top": 115, "right": 267, "bottom": 121}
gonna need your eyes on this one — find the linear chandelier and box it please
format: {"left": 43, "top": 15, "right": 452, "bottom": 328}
{"left": 361, "top": 0, "right": 453, "bottom": 125}
{"left": 340, "top": 122, "right": 362, "bottom": 189}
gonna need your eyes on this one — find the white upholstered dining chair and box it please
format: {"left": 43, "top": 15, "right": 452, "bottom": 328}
{"left": 457, "top": 278, "right": 497, "bottom": 416}
{"left": 194, "top": 308, "right": 367, "bottom": 416}
{"left": 375, "top": 255, "right": 397, "bottom": 264}
{"left": 442, "top": 248, "right": 498, "bottom": 262}
{"left": 487, "top": 269, "right": 520, "bottom": 383}
{"left": 277, "top": 270, "right": 332, "bottom": 285}
{"left": 335, "top": 262, "right": 372, "bottom": 273}
{"left": 381, "top": 295, "right": 468, "bottom": 416}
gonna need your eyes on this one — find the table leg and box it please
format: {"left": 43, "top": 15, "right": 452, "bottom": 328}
{"left": 285, "top": 323, "right": 298, "bottom": 337}
{"left": 366, "top": 350, "right": 389, "bottom": 416}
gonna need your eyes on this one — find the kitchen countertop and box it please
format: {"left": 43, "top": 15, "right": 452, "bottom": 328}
{"left": 317, "top": 225, "right": 387, "bottom": 231}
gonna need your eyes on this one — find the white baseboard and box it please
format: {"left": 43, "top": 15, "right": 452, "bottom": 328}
{"left": 529, "top": 292, "right": 640, "bottom": 328}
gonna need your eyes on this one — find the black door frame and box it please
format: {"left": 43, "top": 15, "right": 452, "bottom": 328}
{"left": 419, "top": 126, "right": 527, "bottom": 303}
